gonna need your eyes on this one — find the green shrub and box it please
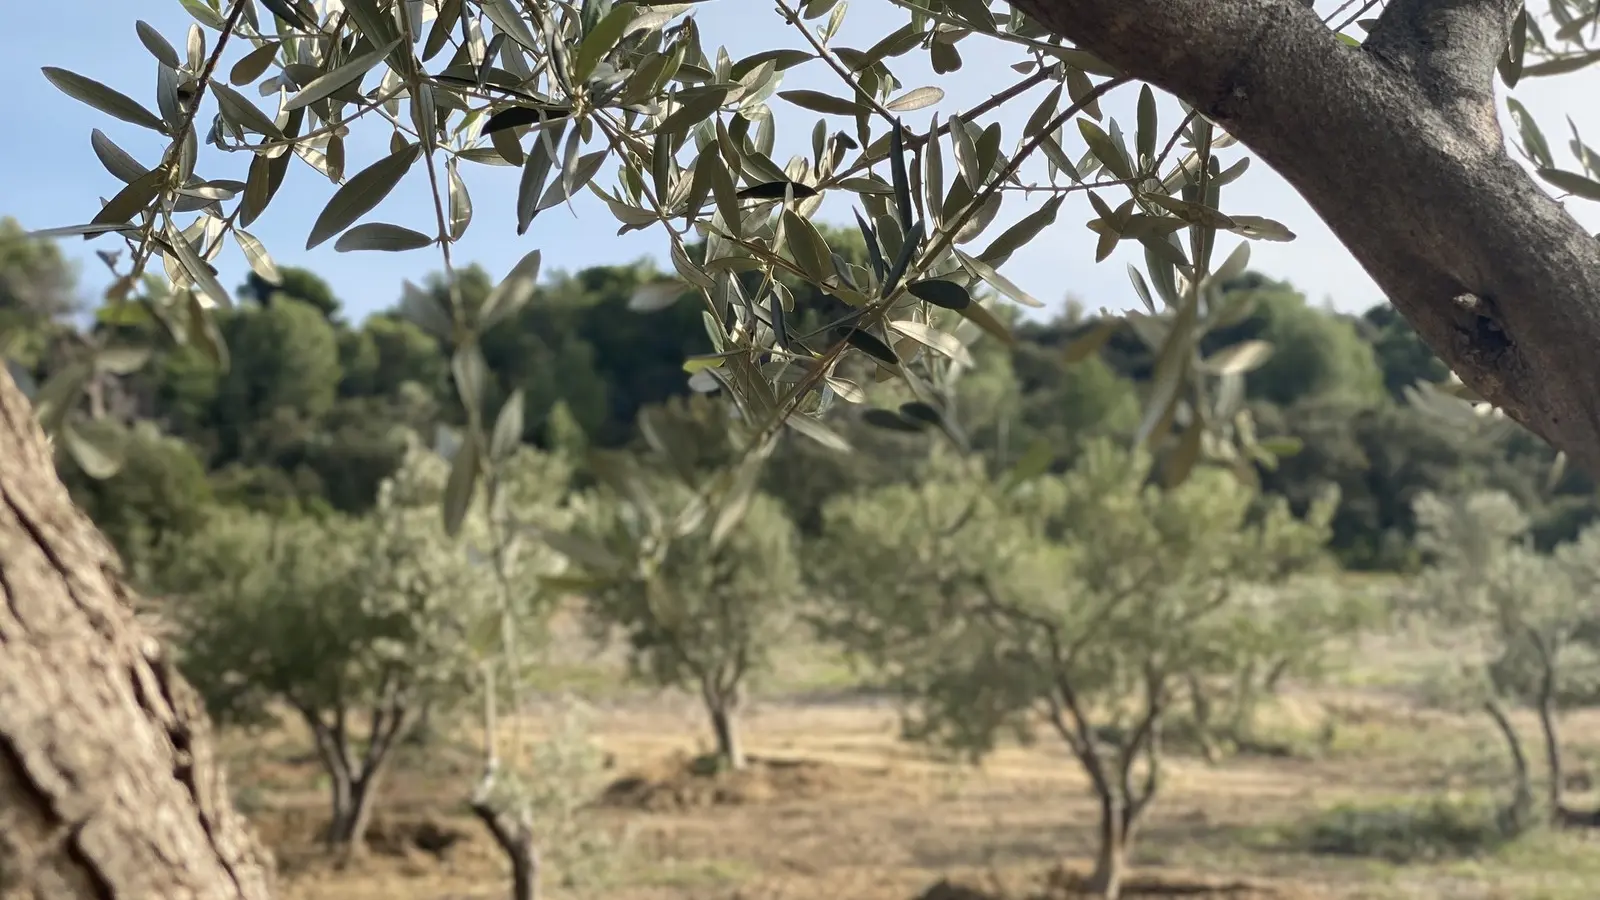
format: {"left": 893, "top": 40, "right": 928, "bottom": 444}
{"left": 1300, "top": 794, "right": 1513, "bottom": 863}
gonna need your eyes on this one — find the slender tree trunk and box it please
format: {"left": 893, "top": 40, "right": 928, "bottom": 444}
{"left": 470, "top": 798, "right": 539, "bottom": 900}
{"left": 1529, "top": 674, "right": 1599, "bottom": 828}
{"left": 1185, "top": 674, "right": 1220, "bottom": 764}
{"left": 709, "top": 704, "right": 745, "bottom": 770}
{"left": 1226, "top": 664, "right": 1259, "bottom": 744}
{"left": 702, "top": 681, "right": 746, "bottom": 770}
{"left": 1085, "top": 795, "right": 1130, "bottom": 900}
{"left": 0, "top": 367, "right": 275, "bottom": 897}
{"left": 324, "top": 768, "right": 383, "bottom": 850}
{"left": 325, "top": 765, "right": 354, "bottom": 848}
{"left": 1483, "top": 700, "right": 1535, "bottom": 834}
{"left": 1536, "top": 673, "right": 1567, "bottom": 823}
{"left": 301, "top": 707, "right": 396, "bottom": 852}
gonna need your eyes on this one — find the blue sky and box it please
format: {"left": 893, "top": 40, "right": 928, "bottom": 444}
{"left": 2, "top": 0, "right": 1597, "bottom": 324}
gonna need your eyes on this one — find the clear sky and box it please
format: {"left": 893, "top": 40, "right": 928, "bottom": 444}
{"left": 2, "top": 1, "right": 1596, "bottom": 324}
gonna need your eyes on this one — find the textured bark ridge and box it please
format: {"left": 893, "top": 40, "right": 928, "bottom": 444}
{"left": 1015, "top": 0, "right": 1600, "bottom": 473}
{"left": 0, "top": 367, "right": 274, "bottom": 899}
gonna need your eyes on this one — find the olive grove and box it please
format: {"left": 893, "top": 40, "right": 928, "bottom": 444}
{"left": 8, "top": 0, "right": 1600, "bottom": 897}
{"left": 564, "top": 407, "right": 806, "bottom": 771}
{"left": 812, "top": 441, "right": 1335, "bottom": 894}
{"left": 1407, "top": 489, "right": 1600, "bottom": 830}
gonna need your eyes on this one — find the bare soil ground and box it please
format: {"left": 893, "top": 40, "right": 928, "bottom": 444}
{"left": 223, "top": 621, "right": 1600, "bottom": 900}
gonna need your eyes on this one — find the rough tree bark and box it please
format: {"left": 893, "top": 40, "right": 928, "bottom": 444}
{"left": 0, "top": 367, "right": 275, "bottom": 898}
{"left": 1014, "top": 0, "right": 1600, "bottom": 473}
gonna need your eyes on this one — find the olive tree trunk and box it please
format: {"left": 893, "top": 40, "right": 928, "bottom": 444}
{"left": 1014, "top": 0, "right": 1600, "bottom": 473}
{"left": 0, "top": 366, "right": 275, "bottom": 897}
{"left": 469, "top": 792, "right": 539, "bottom": 900}
{"left": 1084, "top": 796, "right": 1133, "bottom": 900}
{"left": 1049, "top": 672, "right": 1163, "bottom": 900}
{"left": 1483, "top": 699, "right": 1535, "bottom": 834}
{"left": 1535, "top": 662, "right": 1568, "bottom": 824}
{"left": 293, "top": 694, "right": 413, "bottom": 852}
{"left": 701, "top": 680, "right": 746, "bottom": 770}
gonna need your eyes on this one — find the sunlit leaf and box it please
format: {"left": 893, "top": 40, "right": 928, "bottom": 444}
{"left": 954, "top": 249, "right": 1042, "bottom": 308}
{"left": 785, "top": 412, "right": 853, "bottom": 452}
{"left": 63, "top": 420, "right": 126, "bottom": 479}
{"left": 165, "top": 223, "right": 232, "bottom": 309}
{"left": 886, "top": 85, "right": 944, "bottom": 112}
{"left": 630, "top": 279, "right": 688, "bottom": 312}
{"left": 233, "top": 229, "right": 280, "bottom": 284}
{"left": 334, "top": 222, "right": 435, "bottom": 252}
{"left": 490, "top": 389, "right": 526, "bottom": 461}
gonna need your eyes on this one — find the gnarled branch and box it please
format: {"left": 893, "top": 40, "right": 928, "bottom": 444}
{"left": 1014, "top": 0, "right": 1600, "bottom": 473}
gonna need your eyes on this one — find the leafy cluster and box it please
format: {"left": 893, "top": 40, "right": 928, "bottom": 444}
{"left": 815, "top": 440, "right": 1337, "bottom": 759}
{"left": 1407, "top": 488, "right": 1600, "bottom": 827}
{"left": 24, "top": 0, "right": 1329, "bottom": 512}
{"left": 810, "top": 440, "right": 1339, "bottom": 889}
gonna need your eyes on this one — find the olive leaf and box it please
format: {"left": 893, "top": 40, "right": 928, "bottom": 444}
{"left": 907, "top": 279, "right": 971, "bottom": 310}
{"left": 136, "top": 21, "right": 181, "bottom": 69}
{"left": 41, "top": 67, "right": 167, "bottom": 133}
{"left": 306, "top": 144, "right": 421, "bottom": 249}
{"left": 165, "top": 223, "right": 233, "bottom": 310}
{"left": 779, "top": 89, "right": 869, "bottom": 116}
{"left": 212, "top": 82, "right": 284, "bottom": 138}
{"left": 284, "top": 38, "right": 400, "bottom": 111}
{"left": 447, "top": 158, "right": 473, "bottom": 239}
{"left": 888, "top": 320, "right": 974, "bottom": 367}
{"left": 886, "top": 86, "right": 944, "bottom": 112}
{"left": 234, "top": 229, "right": 281, "bottom": 283}
{"left": 334, "top": 222, "right": 435, "bottom": 252}
{"left": 442, "top": 437, "right": 480, "bottom": 537}
{"left": 955, "top": 249, "right": 1043, "bottom": 308}
{"left": 231, "top": 41, "right": 282, "bottom": 85}
{"left": 89, "top": 130, "right": 145, "bottom": 184}
{"left": 785, "top": 412, "right": 853, "bottom": 452}
{"left": 573, "top": 2, "right": 636, "bottom": 83}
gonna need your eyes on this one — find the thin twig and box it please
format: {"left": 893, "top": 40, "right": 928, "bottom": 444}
{"left": 117, "top": 0, "right": 250, "bottom": 299}
{"left": 775, "top": 0, "right": 904, "bottom": 129}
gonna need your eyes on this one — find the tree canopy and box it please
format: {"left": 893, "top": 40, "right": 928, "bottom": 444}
{"left": 13, "top": 2, "right": 1600, "bottom": 896}
{"left": 31, "top": 0, "right": 1600, "bottom": 514}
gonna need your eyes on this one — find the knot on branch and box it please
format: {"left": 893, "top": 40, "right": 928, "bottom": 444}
{"left": 1447, "top": 291, "right": 1517, "bottom": 400}
{"left": 1364, "top": 0, "right": 1520, "bottom": 146}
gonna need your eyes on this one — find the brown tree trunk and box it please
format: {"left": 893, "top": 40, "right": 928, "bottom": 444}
{"left": 1185, "top": 674, "right": 1220, "bottom": 764}
{"left": 1536, "top": 669, "right": 1566, "bottom": 822}
{"left": 702, "top": 680, "right": 746, "bottom": 771}
{"left": 0, "top": 367, "right": 275, "bottom": 897}
{"left": 1014, "top": 0, "right": 1600, "bottom": 474}
{"left": 470, "top": 798, "right": 539, "bottom": 900}
{"left": 709, "top": 705, "right": 744, "bottom": 771}
{"left": 299, "top": 704, "right": 402, "bottom": 852}
{"left": 322, "top": 766, "right": 382, "bottom": 851}
{"left": 1085, "top": 796, "right": 1130, "bottom": 900}
{"left": 1483, "top": 699, "right": 1535, "bottom": 834}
